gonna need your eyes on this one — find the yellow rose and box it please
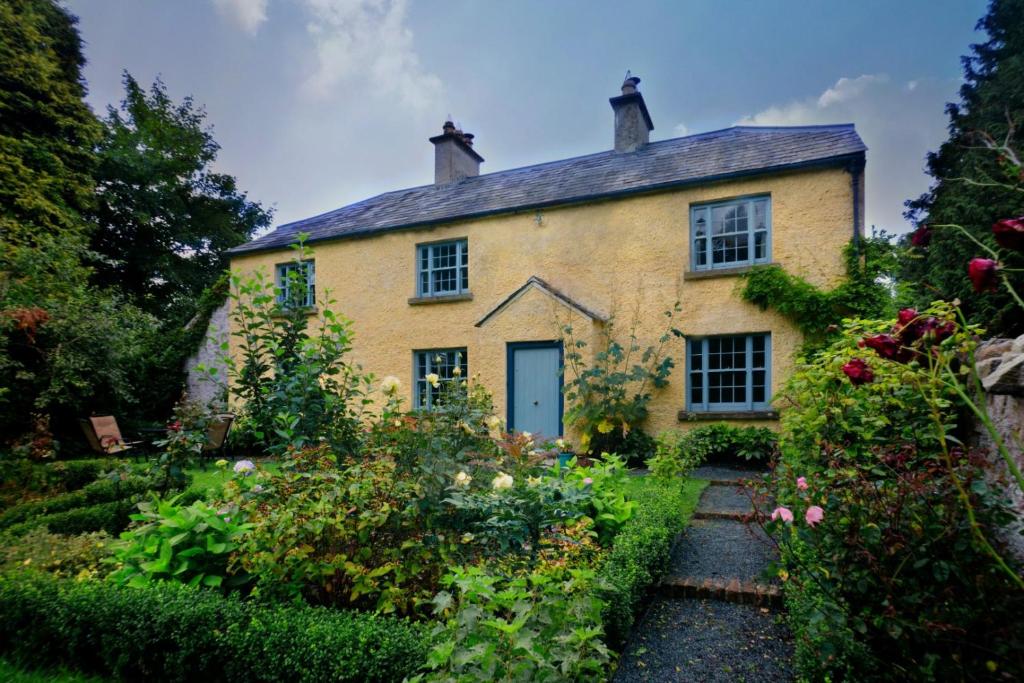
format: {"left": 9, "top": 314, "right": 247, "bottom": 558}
{"left": 426, "top": 373, "right": 440, "bottom": 388}
{"left": 597, "top": 419, "right": 614, "bottom": 434}
{"left": 380, "top": 375, "right": 401, "bottom": 395}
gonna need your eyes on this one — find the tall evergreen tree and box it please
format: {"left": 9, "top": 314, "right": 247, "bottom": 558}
{"left": 903, "top": 0, "right": 1024, "bottom": 336}
{"left": 0, "top": 0, "right": 155, "bottom": 446}
{"left": 91, "top": 75, "right": 272, "bottom": 319}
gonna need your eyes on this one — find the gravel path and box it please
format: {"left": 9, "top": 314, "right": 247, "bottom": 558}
{"left": 692, "top": 464, "right": 765, "bottom": 483}
{"left": 614, "top": 599, "right": 794, "bottom": 682}
{"left": 613, "top": 469, "right": 792, "bottom": 682}
{"left": 697, "top": 484, "right": 758, "bottom": 516}
{"left": 669, "top": 518, "right": 777, "bottom": 584}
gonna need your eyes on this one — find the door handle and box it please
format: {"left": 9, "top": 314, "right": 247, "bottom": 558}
{"left": 533, "top": 400, "right": 539, "bottom": 406}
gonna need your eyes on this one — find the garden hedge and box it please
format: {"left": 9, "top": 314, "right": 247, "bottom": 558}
{"left": 0, "top": 476, "right": 154, "bottom": 529}
{"left": 0, "top": 459, "right": 110, "bottom": 499}
{"left": 0, "top": 572, "right": 430, "bottom": 682}
{"left": 597, "top": 478, "right": 705, "bottom": 646}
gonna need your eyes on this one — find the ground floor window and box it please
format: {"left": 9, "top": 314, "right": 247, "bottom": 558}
{"left": 414, "top": 348, "right": 468, "bottom": 408}
{"left": 687, "top": 333, "right": 770, "bottom": 412}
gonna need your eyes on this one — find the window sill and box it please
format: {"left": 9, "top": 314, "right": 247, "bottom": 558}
{"left": 678, "top": 409, "right": 779, "bottom": 422}
{"left": 683, "top": 262, "right": 779, "bottom": 281}
{"left": 408, "top": 293, "right": 474, "bottom": 305}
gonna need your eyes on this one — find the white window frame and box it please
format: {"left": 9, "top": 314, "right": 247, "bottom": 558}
{"left": 687, "top": 333, "right": 771, "bottom": 412}
{"left": 417, "top": 239, "right": 469, "bottom": 297}
{"left": 276, "top": 260, "right": 315, "bottom": 309}
{"left": 690, "top": 195, "right": 771, "bottom": 271}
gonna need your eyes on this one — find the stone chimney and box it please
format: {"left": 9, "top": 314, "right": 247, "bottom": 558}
{"left": 430, "top": 120, "right": 484, "bottom": 184}
{"left": 609, "top": 74, "right": 654, "bottom": 153}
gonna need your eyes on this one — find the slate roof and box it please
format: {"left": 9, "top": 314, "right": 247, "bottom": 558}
{"left": 229, "top": 124, "right": 865, "bottom": 255}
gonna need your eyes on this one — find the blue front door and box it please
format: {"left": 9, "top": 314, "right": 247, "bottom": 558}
{"left": 508, "top": 342, "right": 562, "bottom": 438}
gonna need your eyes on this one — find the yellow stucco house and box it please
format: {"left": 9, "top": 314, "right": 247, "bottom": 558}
{"left": 227, "top": 76, "right": 866, "bottom": 441}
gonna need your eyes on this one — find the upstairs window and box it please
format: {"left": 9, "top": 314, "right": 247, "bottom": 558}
{"left": 417, "top": 240, "right": 468, "bottom": 297}
{"left": 687, "top": 334, "right": 770, "bottom": 412}
{"left": 691, "top": 196, "right": 771, "bottom": 270}
{"left": 414, "top": 348, "right": 468, "bottom": 409}
{"left": 276, "top": 260, "right": 315, "bottom": 308}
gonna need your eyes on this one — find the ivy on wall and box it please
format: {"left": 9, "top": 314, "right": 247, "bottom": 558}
{"left": 740, "top": 236, "right": 898, "bottom": 347}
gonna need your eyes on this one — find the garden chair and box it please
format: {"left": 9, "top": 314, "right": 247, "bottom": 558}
{"left": 203, "top": 413, "right": 234, "bottom": 459}
{"left": 79, "top": 415, "right": 142, "bottom": 455}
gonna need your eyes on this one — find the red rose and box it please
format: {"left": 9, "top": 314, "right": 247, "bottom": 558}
{"left": 993, "top": 217, "right": 1024, "bottom": 252}
{"left": 968, "top": 258, "right": 999, "bottom": 293}
{"left": 168, "top": 420, "right": 182, "bottom": 432}
{"left": 842, "top": 357, "right": 874, "bottom": 385}
{"left": 862, "top": 334, "right": 916, "bottom": 363}
{"left": 910, "top": 225, "right": 932, "bottom": 247}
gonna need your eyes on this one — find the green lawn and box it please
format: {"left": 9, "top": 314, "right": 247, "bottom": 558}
{"left": 621, "top": 472, "right": 707, "bottom": 521}
{"left": 185, "top": 460, "right": 280, "bottom": 498}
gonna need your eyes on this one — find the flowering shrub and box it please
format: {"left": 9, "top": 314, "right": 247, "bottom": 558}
{"left": 227, "top": 449, "right": 446, "bottom": 614}
{"left": 152, "top": 398, "right": 212, "bottom": 491}
{"left": 762, "top": 303, "right": 1024, "bottom": 680}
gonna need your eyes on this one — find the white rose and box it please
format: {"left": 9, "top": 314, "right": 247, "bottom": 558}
{"left": 454, "top": 471, "right": 472, "bottom": 487}
{"left": 426, "top": 373, "right": 440, "bottom": 388}
{"left": 492, "top": 472, "right": 514, "bottom": 491}
{"left": 555, "top": 438, "right": 566, "bottom": 450}
{"left": 380, "top": 375, "right": 401, "bottom": 396}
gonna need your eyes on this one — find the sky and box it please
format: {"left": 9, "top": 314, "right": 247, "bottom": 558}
{"left": 65, "top": 0, "right": 990, "bottom": 236}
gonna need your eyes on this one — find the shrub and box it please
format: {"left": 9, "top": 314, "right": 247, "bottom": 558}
{"left": 561, "top": 302, "right": 681, "bottom": 459}
{"left": 0, "top": 529, "right": 113, "bottom": 580}
{"left": 647, "top": 424, "right": 776, "bottom": 479}
{"left": 109, "top": 494, "right": 252, "bottom": 591}
{"left": 767, "top": 304, "right": 1024, "bottom": 680}
{"left": 416, "top": 565, "right": 609, "bottom": 682}
{"left": 597, "top": 478, "right": 705, "bottom": 646}
{"left": 0, "top": 459, "right": 113, "bottom": 504}
{"left": 0, "top": 475, "right": 153, "bottom": 530}
{"left": 4, "top": 499, "right": 139, "bottom": 537}
{"left": 0, "top": 572, "right": 429, "bottom": 682}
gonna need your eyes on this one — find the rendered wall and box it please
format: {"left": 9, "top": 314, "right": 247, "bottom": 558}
{"left": 229, "top": 165, "right": 857, "bottom": 440}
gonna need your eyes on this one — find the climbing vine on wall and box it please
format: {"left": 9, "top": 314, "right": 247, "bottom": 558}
{"left": 741, "top": 236, "right": 899, "bottom": 347}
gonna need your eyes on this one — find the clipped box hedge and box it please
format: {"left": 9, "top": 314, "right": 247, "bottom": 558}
{"left": 0, "top": 476, "right": 154, "bottom": 530}
{"left": 0, "top": 572, "right": 430, "bottom": 682}
{"left": 598, "top": 478, "right": 705, "bottom": 646}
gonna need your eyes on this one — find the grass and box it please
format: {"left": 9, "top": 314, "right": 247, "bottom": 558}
{"left": 621, "top": 471, "right": 708, "bottom": 523}
{"left": 0, "top": 659, "right": 106, "bottom": 683}
{"left": 185, "top": 459, "right": 280, "bottom": 499}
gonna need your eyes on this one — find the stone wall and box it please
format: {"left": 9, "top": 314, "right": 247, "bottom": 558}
{"left": 975, "top": 335, "right": 1024, "bottom": 562}
{"left": 183, "top": 299, "right": 229, "bottom": 409}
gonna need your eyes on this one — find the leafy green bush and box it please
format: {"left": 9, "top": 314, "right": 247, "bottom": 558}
{"left": 0, "top": 572, "right": 429, "bottom": 682}
{"left": 416, "top": 565, "right": 609, "bottom": 682}
{"left": 647, "top": 424, "right": 776, "bottom": 479}
{"left": 767, "top": 304, "right": 1024, "bottom": 680}
{"left": 215, "top": 239, "right": 372, "bottom": 458}
{"left": 597, "top": 478, "right": 705, "bottom": 646}
{"left": 109, "top": 494, "right": 252, "bottom": 591}
{"left": 0, "top": 475, "right": 153, "bottom": 530}
{"left": 0, "top": 459, "right": 113, "bottom": 504}
{"left": 561, "top": 303, "right": 681, "bottom": 458}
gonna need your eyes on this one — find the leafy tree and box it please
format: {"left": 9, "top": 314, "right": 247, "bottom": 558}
{"left": 902, "top": 0, "right": 1024, "bottom": 336}
{"left": 0, "top": 0, "right": 158, "bottom": 447}
{"left": 90, "top": 74, "right": 272, "bottom": 319}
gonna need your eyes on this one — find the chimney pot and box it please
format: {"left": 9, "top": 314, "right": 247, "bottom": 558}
{"left": 430, "top": 119, "right": 484, "bottom": 184}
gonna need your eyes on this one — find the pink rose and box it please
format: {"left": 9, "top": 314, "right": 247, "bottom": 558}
{"left": 771, "top": 506, "right": 794, "bottom": 523}
{"left": 796, "top": 477, "right": 808, "bottom": 491}
{"left": 805, "top": 505, "right": 825, "bottom": 527}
